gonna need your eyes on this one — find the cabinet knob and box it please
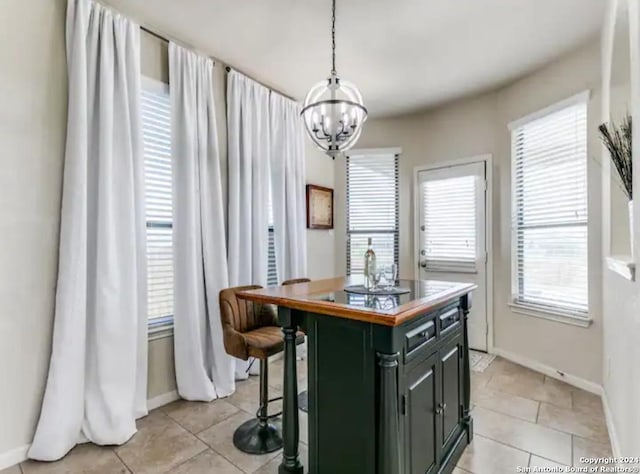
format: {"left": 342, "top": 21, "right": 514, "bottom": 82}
{"left": 435, "top": 403, "right": 447, "bottom": 415}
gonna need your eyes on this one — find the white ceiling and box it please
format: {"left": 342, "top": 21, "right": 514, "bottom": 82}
{"left": 107, "top": 0, "right": 605, "bottom": 117}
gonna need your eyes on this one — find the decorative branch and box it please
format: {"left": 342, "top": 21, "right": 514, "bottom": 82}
{"left": 599, "top": 114, "right": 632, "bottom": 200}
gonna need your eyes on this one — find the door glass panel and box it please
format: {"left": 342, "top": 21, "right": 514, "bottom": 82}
{"left": 420, "top": 174, "right": 477, "bottom": 273}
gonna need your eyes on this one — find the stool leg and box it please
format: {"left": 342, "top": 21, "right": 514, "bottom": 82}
{"left": 259, "top": 358, "right": 269, "bottom": 424}
{"left": 233, "top": 357, "right": 283, "bottom": 454}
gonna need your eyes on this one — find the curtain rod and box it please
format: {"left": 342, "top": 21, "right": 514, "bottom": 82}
{"left": 140, "top": 25, "right": 215, "bottom": 66}
{"left": 139, "top": 25, "right": 298, "bottom": 103}
{"left": 224, "top": 66, "right": 298, "bottom": 102}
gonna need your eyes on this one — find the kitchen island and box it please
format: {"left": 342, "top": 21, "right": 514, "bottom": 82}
{"left": 238, "top": 277, "right": 476, "bottom": 474}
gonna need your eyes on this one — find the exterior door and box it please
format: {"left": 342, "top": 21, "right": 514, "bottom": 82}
{"left": 416, "top": 161, "right": 488, "bottom": 351}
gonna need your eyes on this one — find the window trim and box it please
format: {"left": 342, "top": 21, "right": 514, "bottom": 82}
{"left": 142, "top": 75, "right": 174, "bottom": 335}
{"left": 509, "top": 91, "right": 590, "bottom": 321}
{"left": 345, "top": 148, "right": 401, "bottom": 276}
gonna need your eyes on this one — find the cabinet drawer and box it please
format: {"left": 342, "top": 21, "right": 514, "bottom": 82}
{"left": 404, "top": 320, "right": 436, "bottom": 362}
{"left": 438, "top": 307, "right": 461, "bottom": 335}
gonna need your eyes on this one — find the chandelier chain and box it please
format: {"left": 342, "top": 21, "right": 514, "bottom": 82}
{"left": 331, "top": 0, "right": 336, "bottom": 75}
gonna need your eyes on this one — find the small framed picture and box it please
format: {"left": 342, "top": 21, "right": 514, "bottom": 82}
{"left": 306, "top": 184, "right": 334, "bottom": 229}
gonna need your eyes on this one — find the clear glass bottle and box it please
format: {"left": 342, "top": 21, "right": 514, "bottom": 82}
{"left": 364, "top": 237, "right": 376, "bottom": 289}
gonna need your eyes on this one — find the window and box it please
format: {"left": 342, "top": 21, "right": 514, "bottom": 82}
{"left": 141, "top": 79, "right": 173, "bottom": 326}
{"left": 267, "top": 186, "right": 278, "bottom": 285}
{"left": 346, "top": 151, "right": 399, "bottom": 275}
{"left": 510, "top": 93, "right": 588, "bottom": 317}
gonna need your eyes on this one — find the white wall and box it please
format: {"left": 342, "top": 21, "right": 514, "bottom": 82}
{"left": 305, "top": 144, "right": 336, "bottom": 280}
{"left": 601, "top": 0, "right": 640, "bottom": 458}
{"left": 0, "top": 0, "right": 67, "bottom": 457}
{"left": 336, "top": 38, "right": 604, "bottom": 386}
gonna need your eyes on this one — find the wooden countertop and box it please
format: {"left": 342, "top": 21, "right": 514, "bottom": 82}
{"left": 237, "top": 276, "right": 476, "bottom": 327}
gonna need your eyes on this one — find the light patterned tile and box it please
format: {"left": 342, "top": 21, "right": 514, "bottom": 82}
{"left": 114, "top": 412, "right": 207, "bottom": 474}
{"left": 472, "top": 385, "right": 539, "bottom": 422}
{"left": 470, "top": 371, "right": 492, "bottom": 393}
{"left": 457, "top": 435, "right": 530, "bottom": 474}
{"left": 485, "top": 358, "right": 545, "bottom": 382}
{"left": 538, "top": 403, "right": 609, "bottom": 444}
{"left": 473, "top": 406, "right": 572, "bottom": 465}
{"left": 21, "top": 444, "right": 128, "bottom": 474}
{"left": 0, "top": 466, "right": 22, "bottom": 474}
{"left": 197, "top": 411, "right": 280, "bottom": 473}
{"left": 529, "top": 456, "right": 568, "bottom": 470}
{"left": 573, "top": 435, "right": 614, "bottom": 468}
{"left": 162, "top": 399, "right": 239, "bottom": 434}
{"left": 226, "top": 379, "right": 282, "bottom": 417}
{"left": 488, "top": 373, "right": 572, "bottom": 408}
{"left": 572, "top": 389, "right": 605, "bottom": 418}
{"left": 171, "top": 450, "right": 242, "bottom": 474}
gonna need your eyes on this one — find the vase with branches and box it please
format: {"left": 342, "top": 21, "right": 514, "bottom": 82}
{"left": 599, "top": 114, "right": 633, "bottom": 255}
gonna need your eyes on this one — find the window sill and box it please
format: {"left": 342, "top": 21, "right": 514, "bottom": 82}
{"left": 149, "top": 317, "right": 174, "bottom": 341}
{"left": 509, "top": 303, "right": 592, "bottom": 328}
{"left": 606, "top": 255, "right": 636, "bottom": 281}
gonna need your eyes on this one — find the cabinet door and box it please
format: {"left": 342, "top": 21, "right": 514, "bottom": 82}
{"left": 439, "top": 333, "right": 463, "bottom": 452}
{"left": 404, "top": 354, "right": 439, "bottom": 474}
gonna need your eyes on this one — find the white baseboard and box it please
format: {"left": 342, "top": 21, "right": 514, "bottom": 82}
{"left": 492, "top": 347, "right": 602, "bottom": 395}
{"left": 147, "top": 390, "right": 179, "bottom": 411}
{"left": 602, "top": 390, "right": 622, "bottom": 459}
{"left": 0, "top": 444, "right": 29, "bottom": 471}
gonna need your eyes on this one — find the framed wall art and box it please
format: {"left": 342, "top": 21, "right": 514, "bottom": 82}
{"left": 306, "top": 184, "right": 334, "bottom": 229}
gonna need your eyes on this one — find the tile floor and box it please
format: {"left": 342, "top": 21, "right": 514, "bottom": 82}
{"left": 2, "top": 356, "right": 613, "bottom": 474}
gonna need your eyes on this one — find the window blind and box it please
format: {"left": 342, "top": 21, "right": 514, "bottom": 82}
{"left": 511, "top": 98, "right": 588, "bottom": 316}
{"left": 141, "top": 85, "right": 173, "bottom": 323}
{"left": 420, "top": 174, "right": 478, "bottom": 272}
{"left": 267, "top": 186, "right": 278, "bottom": 285}
{"left": 346, "top": 153, "right": 399, "bottom": 275}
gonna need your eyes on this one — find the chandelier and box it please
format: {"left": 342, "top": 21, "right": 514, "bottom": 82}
{"left": 301, "top": 0, "right": 368, "bottom": 158}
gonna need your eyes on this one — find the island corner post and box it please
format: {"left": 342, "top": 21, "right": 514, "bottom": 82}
{"left": 237, "top": 277, "right": 476, "bottom": 474}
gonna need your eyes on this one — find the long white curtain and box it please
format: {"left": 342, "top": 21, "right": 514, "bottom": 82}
{"left": 269, "top": 93, "right": 308, "bottom": 281}
{"left": 169, "top": 43, "right": 234, "bottom": 400}
{"left": 29, "top": 0, "right": 147, "bottom": 460}
{"left": 227, "top": 71, "right": 271, "bottom": 287}
{"left": 227, "top": 71, "right": 271, "bottom": 379}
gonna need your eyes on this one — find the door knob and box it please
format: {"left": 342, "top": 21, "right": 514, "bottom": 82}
{"left": 419, "top": 261, "right": 427, "bottom": 268}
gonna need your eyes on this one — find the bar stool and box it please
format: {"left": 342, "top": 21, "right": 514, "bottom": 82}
{"left": 281, "top": 278, "right": 311, "bottom": 413}
{"left": 219, "top": 285, "right": 304, "bottom": 454}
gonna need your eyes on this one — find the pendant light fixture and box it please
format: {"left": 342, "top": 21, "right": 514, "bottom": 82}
{"left": 301, "top": 0, "right": 368, "bottom": 158}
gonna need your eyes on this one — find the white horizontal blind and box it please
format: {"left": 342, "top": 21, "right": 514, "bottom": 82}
{"left": 142, "top": 84, "right": 173, "bottom": 323}
{"left": 346, "top": 153, "right": 399, "bottom": 274}
{"left": 512, "top": 99, "right": 588, "bottom": 315}
{"left": 420, "top": 175, "right": 477, "bottom": 272}
{"left": 267, "top": 186, "right": 278, "bottom": 285}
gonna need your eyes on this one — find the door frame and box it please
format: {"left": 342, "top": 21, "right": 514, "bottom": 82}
{"left": 412, "top": 154, "right": 494, "bottom": 353}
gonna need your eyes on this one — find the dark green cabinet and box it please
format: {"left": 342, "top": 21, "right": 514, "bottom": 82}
{"left": 403, "top": 329, "right": 465, "bottom": 474}
{"left": 439, "top": 331, "right": 464, "bottom": 457}
{"left": 293, "top": 295, "right": 472, "bottom": 474}
{"left": 404, "top": 353, "right": 438, "bottom": 474}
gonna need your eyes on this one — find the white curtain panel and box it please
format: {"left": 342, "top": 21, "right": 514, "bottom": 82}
{"left": 169, "top": 43, "right": 235, "bottom": 400}
{"left": 227, "top": 71, "right": 271, "bottom": 287}
{"left": 269, "top": 93, "right": 308, "bottom": 281}
{"left": 227, "top": 71, "right": 271, "bottom": 379}
{"left": 29, "top": 0, "right": 147, "bottom": 461}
